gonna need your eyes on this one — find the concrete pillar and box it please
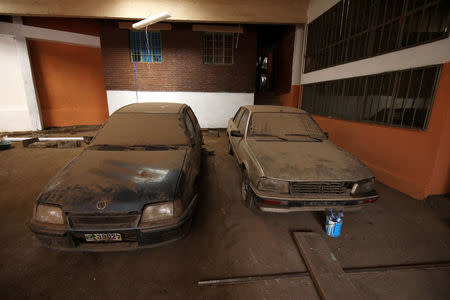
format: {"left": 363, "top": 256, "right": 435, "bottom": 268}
{"left": 291, "top": 25, "right": 304, "bottom": 86}
{"left": 12, "top": 16, "right": 43, "bottom": 131}
{"left": 279, "top": 24, "right": 304, "bottom": 108}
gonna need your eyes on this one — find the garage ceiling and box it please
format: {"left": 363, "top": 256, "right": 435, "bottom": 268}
{"left": 0, "top": 0, "right": 309, "bottom": 24}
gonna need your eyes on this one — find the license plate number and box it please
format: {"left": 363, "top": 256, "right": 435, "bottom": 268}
{"left": 84, "top": 233, "right": 122, "bottom": 242}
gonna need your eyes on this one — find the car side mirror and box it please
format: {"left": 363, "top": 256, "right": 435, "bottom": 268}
{"left": 231, "top": 130, "right": 244, "bottom": 138}
{"left": 324, "top": 132, "right": 329, "bottom": 138}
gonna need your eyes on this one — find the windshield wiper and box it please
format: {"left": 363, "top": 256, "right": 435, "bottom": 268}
{"left": 88, "top": 144, "right": 184, "bottom": 151}
{"left": 252, "top": 134, "right": 288, "bottom": 141}
{"left": 88, "top": 144, "right": 128, "bottom": 151}
{"left": 130, "top": 144, "right": 182, "bottom": 150}
{"left": 285, "top": 134, "right": 323, "bottom": 142}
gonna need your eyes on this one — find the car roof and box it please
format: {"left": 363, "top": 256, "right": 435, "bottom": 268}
{"left": 242, "top": 105, "right": 307, "bottom": 113}
{"left": 116, "top": 102, "right": 186, "bottom": 114}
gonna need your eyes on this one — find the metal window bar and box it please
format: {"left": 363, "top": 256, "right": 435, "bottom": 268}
{"left": 129, "top": 31, "right": 162, "bottom": 63}
{"left": 410, "top": 69, "right": 425, "bottom": 128}
{"left": 423, "top": 66, "right": 442, "bottom": 128}
{"left": 301, "top": 64, "right": 442, "bottom": 130}
{"left": 304, "top": 0, "right": 449, "bottom": 73}
{"left": 202, "top": 33, "right": 234, "bottom": 65}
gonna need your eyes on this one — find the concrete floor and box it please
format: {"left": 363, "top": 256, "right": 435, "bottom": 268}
{"left": 0, "top": 133, "right": 449, "bottom": 299}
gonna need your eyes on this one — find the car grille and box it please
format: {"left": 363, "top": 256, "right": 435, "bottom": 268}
{"left": 69, "top": 214, "right": 141, "bottom": 229}
{"left": 289, "top": 182, "right": 349, "bottom": 194}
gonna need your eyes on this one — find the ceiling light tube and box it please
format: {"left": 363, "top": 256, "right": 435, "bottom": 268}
{"left": 132, "top": 11, "right": 172, "bottom": 30}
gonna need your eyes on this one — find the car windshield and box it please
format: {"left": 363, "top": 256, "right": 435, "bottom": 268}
{"left": 92, "top": 113, "right": 189, "bottom": 147}
{"left": 247, "top": 112, "right": 325, "bottom": 141}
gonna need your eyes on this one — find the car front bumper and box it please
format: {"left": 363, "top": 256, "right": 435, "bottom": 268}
{"left": 250, "top": 184, "right": 378, "bottom": 213}
{"left": 30, "top": 195, "right": 198, "bottom": 252}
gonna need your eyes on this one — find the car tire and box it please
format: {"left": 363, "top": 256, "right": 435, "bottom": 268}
{"left": 228, "top": 140, "right": 234, "bottom": 155}
{"left": 241, "top": 170, "right": 255, "bottom": 209}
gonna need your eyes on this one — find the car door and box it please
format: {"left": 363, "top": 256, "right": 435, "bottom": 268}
{"left": 230, "top": 109, "right": 249, "bottom": 163}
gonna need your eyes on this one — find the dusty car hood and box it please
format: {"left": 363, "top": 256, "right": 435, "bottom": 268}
{"left": 37, "top": 149, "right": 186, "bottom": 214}
{"left": 247, "top": 139, "right": 374, "bottom": 182}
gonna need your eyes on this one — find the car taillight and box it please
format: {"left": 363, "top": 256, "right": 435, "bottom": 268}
{"left": 363, "top": 198, "right": 378, "bottom": 204}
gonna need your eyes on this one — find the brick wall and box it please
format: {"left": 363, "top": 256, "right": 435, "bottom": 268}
{"left": 100, "top": 21, "right": 257, "bottom": 93}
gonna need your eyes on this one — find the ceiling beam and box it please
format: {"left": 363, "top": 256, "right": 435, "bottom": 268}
{"left": 192, "top": 24, "right": 244, "bottom": 33}
{"left": 118, "top": 22, "right": 172, "bottom": 31}
{"left": 0, "top": 0, "right": 308, "bottom": 24}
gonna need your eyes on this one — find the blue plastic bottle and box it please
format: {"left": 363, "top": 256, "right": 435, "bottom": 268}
{"left": 333, "top": 210, "right": 344, "bottom": 237}
{"left": 325, "top": 209, "right": 343, "bottom": 237}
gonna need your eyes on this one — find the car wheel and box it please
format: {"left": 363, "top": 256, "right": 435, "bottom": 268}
{"left": 241, "top": 170, "right": 255, "bottom": 209}
{"left": 228, "top": 140, "right": 234, "bottom": 155}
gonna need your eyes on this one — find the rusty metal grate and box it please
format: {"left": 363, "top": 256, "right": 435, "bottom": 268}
{"left": 290, "top": 182, "right": 348, "bottom": 194}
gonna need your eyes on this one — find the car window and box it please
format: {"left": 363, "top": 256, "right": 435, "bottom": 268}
{"left": 184, "top": 113, "right": 196, "bottom": 143}
{"left": 233, "top": 108, "right": 244, "bottom": 124}
{"left": 187, "top": 108, "right": 199, "bottom": 129}
{"left": 93, "top": 113, "right": 189, "bottom": 146}
{"left": 247, "top": 112, "right": 326, "bottom": 139}
{"left": 186, "top": 108, "right": 203, "bottom": 144}
{"left": 238, "top": 110, "right": 249, "bottom": 133}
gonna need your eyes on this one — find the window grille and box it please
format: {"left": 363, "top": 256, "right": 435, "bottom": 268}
{"left": 202, "top": 33, "right": 234, "bottom": 65}
{"left": 129, "top": 31, "right": 162, "bottom": 63}
{"left": 301, "top": 65, "right": 442, "bottom": 129}
{"left": 305, "top": 0, "right": 449, "bottom": 73}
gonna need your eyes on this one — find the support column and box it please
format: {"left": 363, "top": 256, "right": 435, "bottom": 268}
{"left": 12, "top": 16, "right": 43, "bottom": 131}
{"left": 279, "top": 24, "right": 305, "bottom": 108}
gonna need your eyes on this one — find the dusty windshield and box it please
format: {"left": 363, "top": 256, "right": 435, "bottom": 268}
{"left": 92, "top": 113, "right": 189, "bottom": 147}
{"left": 247, "top": 112, "right": 325, "bottom": 141}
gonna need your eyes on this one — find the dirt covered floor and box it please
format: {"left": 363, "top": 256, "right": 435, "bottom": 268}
{"left": 0, "top": 132, "right": 449, "bottom": 299}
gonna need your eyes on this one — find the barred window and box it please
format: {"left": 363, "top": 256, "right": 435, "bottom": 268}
{"left": 129, "top": 31, "right": 162, "bottom": 63}
{"left": 202, "top": 33, "right": 234, "bottom": 64}
{"left": 305, "top": 0, "right": 450, "bottom": 73}
{"left": 301, "top": 65, "right": 442, "bottom": 129}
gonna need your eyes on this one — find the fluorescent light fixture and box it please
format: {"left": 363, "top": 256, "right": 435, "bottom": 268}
{"left": 132, "top": 11, "right": 172, "bottom": 30}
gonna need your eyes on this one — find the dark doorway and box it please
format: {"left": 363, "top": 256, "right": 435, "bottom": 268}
{"left": 254, "top": 25, "right": 295, "bottom": 105}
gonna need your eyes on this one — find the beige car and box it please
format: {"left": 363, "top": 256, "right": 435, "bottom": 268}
{"left": 227, "top": 105, "right": 378, "bottom": 213}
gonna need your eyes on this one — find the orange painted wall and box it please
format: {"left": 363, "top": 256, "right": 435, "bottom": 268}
{"left": 28, "top": 40, "right": 109, "bottom": 127}
{"left": 309, "top": 62, "right": 450, "bottom": 200}
{"left": 279, "top": 85, "right": 302, "bottom": 107}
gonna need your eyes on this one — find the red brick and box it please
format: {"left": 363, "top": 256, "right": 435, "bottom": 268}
{"left": 100, "top": 21, "right": 257, "bottom": 93}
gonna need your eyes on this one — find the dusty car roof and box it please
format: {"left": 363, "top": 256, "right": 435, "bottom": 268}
{"left": 116, "top": 103, "right": 186, "bottom": 114}
{"left": 242, "top": 105, "right": 307, "bottom": 113}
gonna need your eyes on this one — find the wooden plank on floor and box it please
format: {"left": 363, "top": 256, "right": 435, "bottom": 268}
{"left": 293, "top": 232, "right": 361, "bottom": 300}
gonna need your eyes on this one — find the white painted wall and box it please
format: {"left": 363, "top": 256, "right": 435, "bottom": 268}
{"left": 301, "top": 37, "right": 450, "bottom": 85}
{"left": 0, "top": 34, "right": 33, "bottom": 132}
{"left": 291, "top": 25, "right": 304, "bottom": 86}
{"left": 0, "top": 19, "right": 102, "bottom": 132}
{"left": 106, "top": 91, "right": 254, "bottom": 128}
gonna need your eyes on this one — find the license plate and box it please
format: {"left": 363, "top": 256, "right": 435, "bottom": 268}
{"left": 84, "top": 233, "right": 122, "bottom": 242}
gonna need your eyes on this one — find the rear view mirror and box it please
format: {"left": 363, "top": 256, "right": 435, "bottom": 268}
{"left": 231, "top": 130, "right": 244, "bottom": 138}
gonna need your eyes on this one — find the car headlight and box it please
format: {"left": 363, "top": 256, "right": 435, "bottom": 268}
{"left": 141, "top": 202, "right": 174, "bottom": 225}
{"left": 33, "top": 204, "right": 64, "bottom": 224}
{"left": 351, "top": 178, "right": 375, "bottom": 195}
{"left": 257, "top": 178, "right": 289, "bottom": 193}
